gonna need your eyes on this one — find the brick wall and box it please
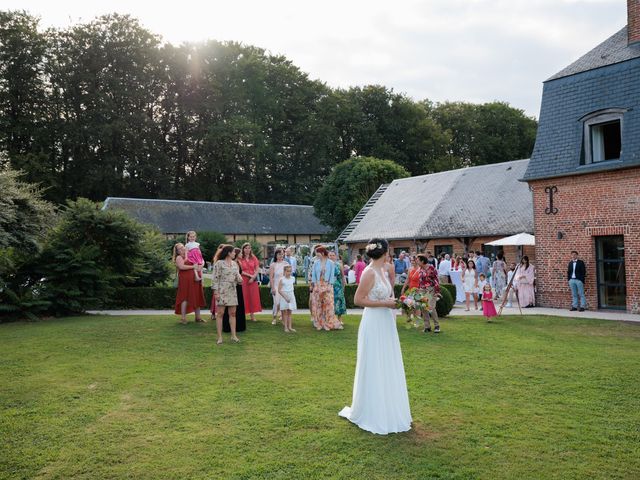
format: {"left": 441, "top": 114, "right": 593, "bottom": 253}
{"left": 630, "top": 0, "right": 640, "bottom": 45}
{"left": 529, "top": 168, "right": 640, "bottom": 313}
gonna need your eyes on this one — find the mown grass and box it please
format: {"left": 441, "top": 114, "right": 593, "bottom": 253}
{"left": 1, "top": 314, "right": 640, "bottom": 479}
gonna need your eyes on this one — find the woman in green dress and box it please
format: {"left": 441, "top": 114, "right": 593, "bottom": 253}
{"left": 329, "top": 251, "right": 347, "bottom": 326}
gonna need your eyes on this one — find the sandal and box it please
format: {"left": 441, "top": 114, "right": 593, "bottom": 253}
{"left": 231, "top": 337, "right": 240, "bottom": 343}
{"left": 216, "top": 338, "right": 223, "bottom": 345}
{"left": 195, "top": 317, "right": 207, "bottom": 323}
{"left": 179, "top": 319, "right": 188, "bottom": 325}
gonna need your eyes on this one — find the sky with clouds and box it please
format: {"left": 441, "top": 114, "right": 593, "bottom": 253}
{"left": 4, "top": 0, "right": 628, "bottom": 118}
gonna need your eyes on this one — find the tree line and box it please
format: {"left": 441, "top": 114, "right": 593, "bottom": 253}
{"left": 0, "top": 10, "right": 537, "bottom": 206}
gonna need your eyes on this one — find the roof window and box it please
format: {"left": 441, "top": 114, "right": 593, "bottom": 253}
{"left": 582, "top": 110, "right": 624, "bottom": 165}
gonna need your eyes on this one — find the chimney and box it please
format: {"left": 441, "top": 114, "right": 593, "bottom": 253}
{"left": 630, "top": 0, "right": 640, "bottom": 44}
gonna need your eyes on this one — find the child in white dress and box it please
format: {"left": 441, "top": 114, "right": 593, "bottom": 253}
{"left": 278, "top": 265, "right": 297, "bottom": 332}
{"left": 477, "top": 273, "right": 487, "bottom": 311}
{"left": 185, "top": 231, "right": 205, "bottom": 282}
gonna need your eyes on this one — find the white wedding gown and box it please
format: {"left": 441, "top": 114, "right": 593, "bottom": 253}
{"left": 339, "top": 267, "right": 412, "bottom": 435}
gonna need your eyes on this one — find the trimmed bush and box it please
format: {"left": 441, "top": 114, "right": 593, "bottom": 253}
{"left": 103, "top": 282, "right": 455, "bottom": 317}
{"left": 436, "top": 286, "right": 454, "bottom": 318}
{"left": 441, "top": 283, "right": 456, "bottom": 301}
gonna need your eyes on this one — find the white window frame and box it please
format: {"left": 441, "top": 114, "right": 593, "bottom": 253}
{"left": 582, "top": 109, "right": 624, "bottom": 165}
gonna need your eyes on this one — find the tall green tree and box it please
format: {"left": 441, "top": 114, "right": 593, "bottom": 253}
{"left": 430, "top": 101, "right": 537, "bottom": 169}
{"left": 313, "top": 156, "right": 410, "bottom": 235}
{"left": 327, "top": 86, "right": 450, "bottom": 175}
{"left": 38, "top": 198, "right": 171, "bottom": 314}
{"left": 44, "top": 14, "right": 168, "bottom": 202}
{"left": 0, "top": 11, "right": 50, "bottom": 187}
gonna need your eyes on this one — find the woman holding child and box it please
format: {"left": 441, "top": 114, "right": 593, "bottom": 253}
{"left": 173, "top": 243, "right": 206, "bottom": 324}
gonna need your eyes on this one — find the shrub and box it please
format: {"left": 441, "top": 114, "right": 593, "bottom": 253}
{"left": 0, "top": 167, "right": 56, "bottom": 320}
{"left": 39, "top": 198, "right": 172, "bottom": 315}
{"left": 103, "top": 282, "right": 455, "bottom": 317}
{"left": 441, "top": 284, "right": 456, "bottom": 304}
{"left": 196, "top": 231, "right": 228, "bottom": 262}
{"left": 436, "top": 286, "right": 454, "bottom": 318}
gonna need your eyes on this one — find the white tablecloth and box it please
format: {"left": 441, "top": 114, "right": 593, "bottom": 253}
{"left": 449, "top": 270, "right": 466, "bottom": 303}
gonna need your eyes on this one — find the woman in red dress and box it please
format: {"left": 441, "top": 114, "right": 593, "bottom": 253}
{"left": 173, "top": 243, "right": 206, "bottom": 324}
{"left": 238, "top": 242, "right": 262, "bottom": 321}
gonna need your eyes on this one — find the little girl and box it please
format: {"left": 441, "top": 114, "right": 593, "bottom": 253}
{"left": 185, "top": 231, "right": 205, "bottom": 282}
{"left": 482, "top": 283, "right": 498, "bottom": 321}
{"left": 278, "top": 265, "right": 297, "bottom": 333}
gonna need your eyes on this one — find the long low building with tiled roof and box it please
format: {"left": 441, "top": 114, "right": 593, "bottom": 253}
{"left": 339, "top": 159, "right": 535, "bottom": 262}
{"left": 102, "top": 198, "right": 330, "bottom": 253}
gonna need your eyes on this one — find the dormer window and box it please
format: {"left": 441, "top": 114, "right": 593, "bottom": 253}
{"left": 582, "top": 109, "right": 624, "bottom": 164}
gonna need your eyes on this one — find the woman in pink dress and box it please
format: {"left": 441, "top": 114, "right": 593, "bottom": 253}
{"left": 238, "top": 242, "right": 262, "bottom": 322}
{"left": 354, "top": 255, "right": 366, "bottom": 284}
{"left": 516, "top": 256, "right": 536, "bottom": 308}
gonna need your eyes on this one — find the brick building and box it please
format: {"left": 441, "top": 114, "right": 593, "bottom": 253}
{"left": 339, "top": 159, "right": 535, "bottom": 264}
{"left": 522, "top": 0, "right": 640, "bottom": 313}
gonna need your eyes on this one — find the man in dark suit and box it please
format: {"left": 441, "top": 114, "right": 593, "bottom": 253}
{"left": 567, "top": 250, "right": 587, "bottom": 311}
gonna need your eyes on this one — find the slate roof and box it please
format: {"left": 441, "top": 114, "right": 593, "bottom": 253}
{"left": 342, "top": 159, "right": 533, "bottom": 243}
{"left": 102, "top": 198, "right": 330, "bottom": 235}
{"left": 548, "top": 27, "right": 640, "bottom": 81}
{"left": 523, "top": 28, "right": 640, "bottom": 182}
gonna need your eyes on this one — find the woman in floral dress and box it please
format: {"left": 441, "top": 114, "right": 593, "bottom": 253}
{"left": 212, "top": 244, "right": 244, "bottom": 345}
{"left": 310, "top": 246, "right": 342, "bottom": 330}
{"left": 329, "top": 251, "right": 347, "bottom": 324}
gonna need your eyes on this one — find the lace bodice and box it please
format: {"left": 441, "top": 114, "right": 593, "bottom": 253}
{"left": 367, "top": 267, "right": 393, "bottom": 301}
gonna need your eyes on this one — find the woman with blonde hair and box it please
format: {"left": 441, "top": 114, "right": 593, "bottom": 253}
{"left": 173, "top": 243, "right": 206, "bottom": 324}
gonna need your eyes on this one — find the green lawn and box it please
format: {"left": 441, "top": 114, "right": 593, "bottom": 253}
{"left": 2, "top": 314, "right": 640, "bottom": 479}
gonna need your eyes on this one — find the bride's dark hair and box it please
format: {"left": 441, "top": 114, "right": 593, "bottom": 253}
{"left": 365, "top": 238, "right": 388, "bottom": 260}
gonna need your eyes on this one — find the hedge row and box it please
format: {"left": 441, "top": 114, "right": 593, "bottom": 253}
{"left": 103, "top": 283, "right": 455, "bottom": 317}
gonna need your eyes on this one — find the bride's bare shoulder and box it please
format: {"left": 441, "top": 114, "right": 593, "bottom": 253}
{"left": 359, "top": 267, "right": 375, "bottom": 282}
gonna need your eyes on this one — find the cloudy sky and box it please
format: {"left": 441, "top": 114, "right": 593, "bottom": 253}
{"left": 5, "top": 0, "right": 628, "bottom": 117}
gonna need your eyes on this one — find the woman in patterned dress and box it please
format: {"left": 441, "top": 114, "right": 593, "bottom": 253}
{"left": 212, "top": 244, "right": 244, "bottom": 345}
{"left": 238, "top": 242, "right": 262, "bottom": 321}
{"left": 310, "top": 246, "right": 342, "bottom": 330}
{"left": 329, "top": 251, "right": 347, "bottom": 324}
{"left": 491, "top": 252, "right": 508, "bottom": 299}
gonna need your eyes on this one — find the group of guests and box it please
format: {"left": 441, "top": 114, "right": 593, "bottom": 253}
{"left": 172, "top": 237, "right": 264, "bottom": 345}
{"left": 171, "top": 232, "right": 353, "bottom": 345}
{"left": 390, "top": 249, "right": 537, "bottom": 311}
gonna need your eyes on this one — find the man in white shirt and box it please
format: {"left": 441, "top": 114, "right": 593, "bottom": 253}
{"left": 437, "top": 254, "right": 451, "bottom": 284}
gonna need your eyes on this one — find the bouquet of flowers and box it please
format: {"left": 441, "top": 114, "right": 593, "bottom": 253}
{"left": 396, "top": 288, "right": 431, "bottom": 324}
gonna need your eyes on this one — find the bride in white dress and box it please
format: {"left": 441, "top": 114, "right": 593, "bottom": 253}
{"left": 339, "top": 238, "right": 412, "bottom": 435}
